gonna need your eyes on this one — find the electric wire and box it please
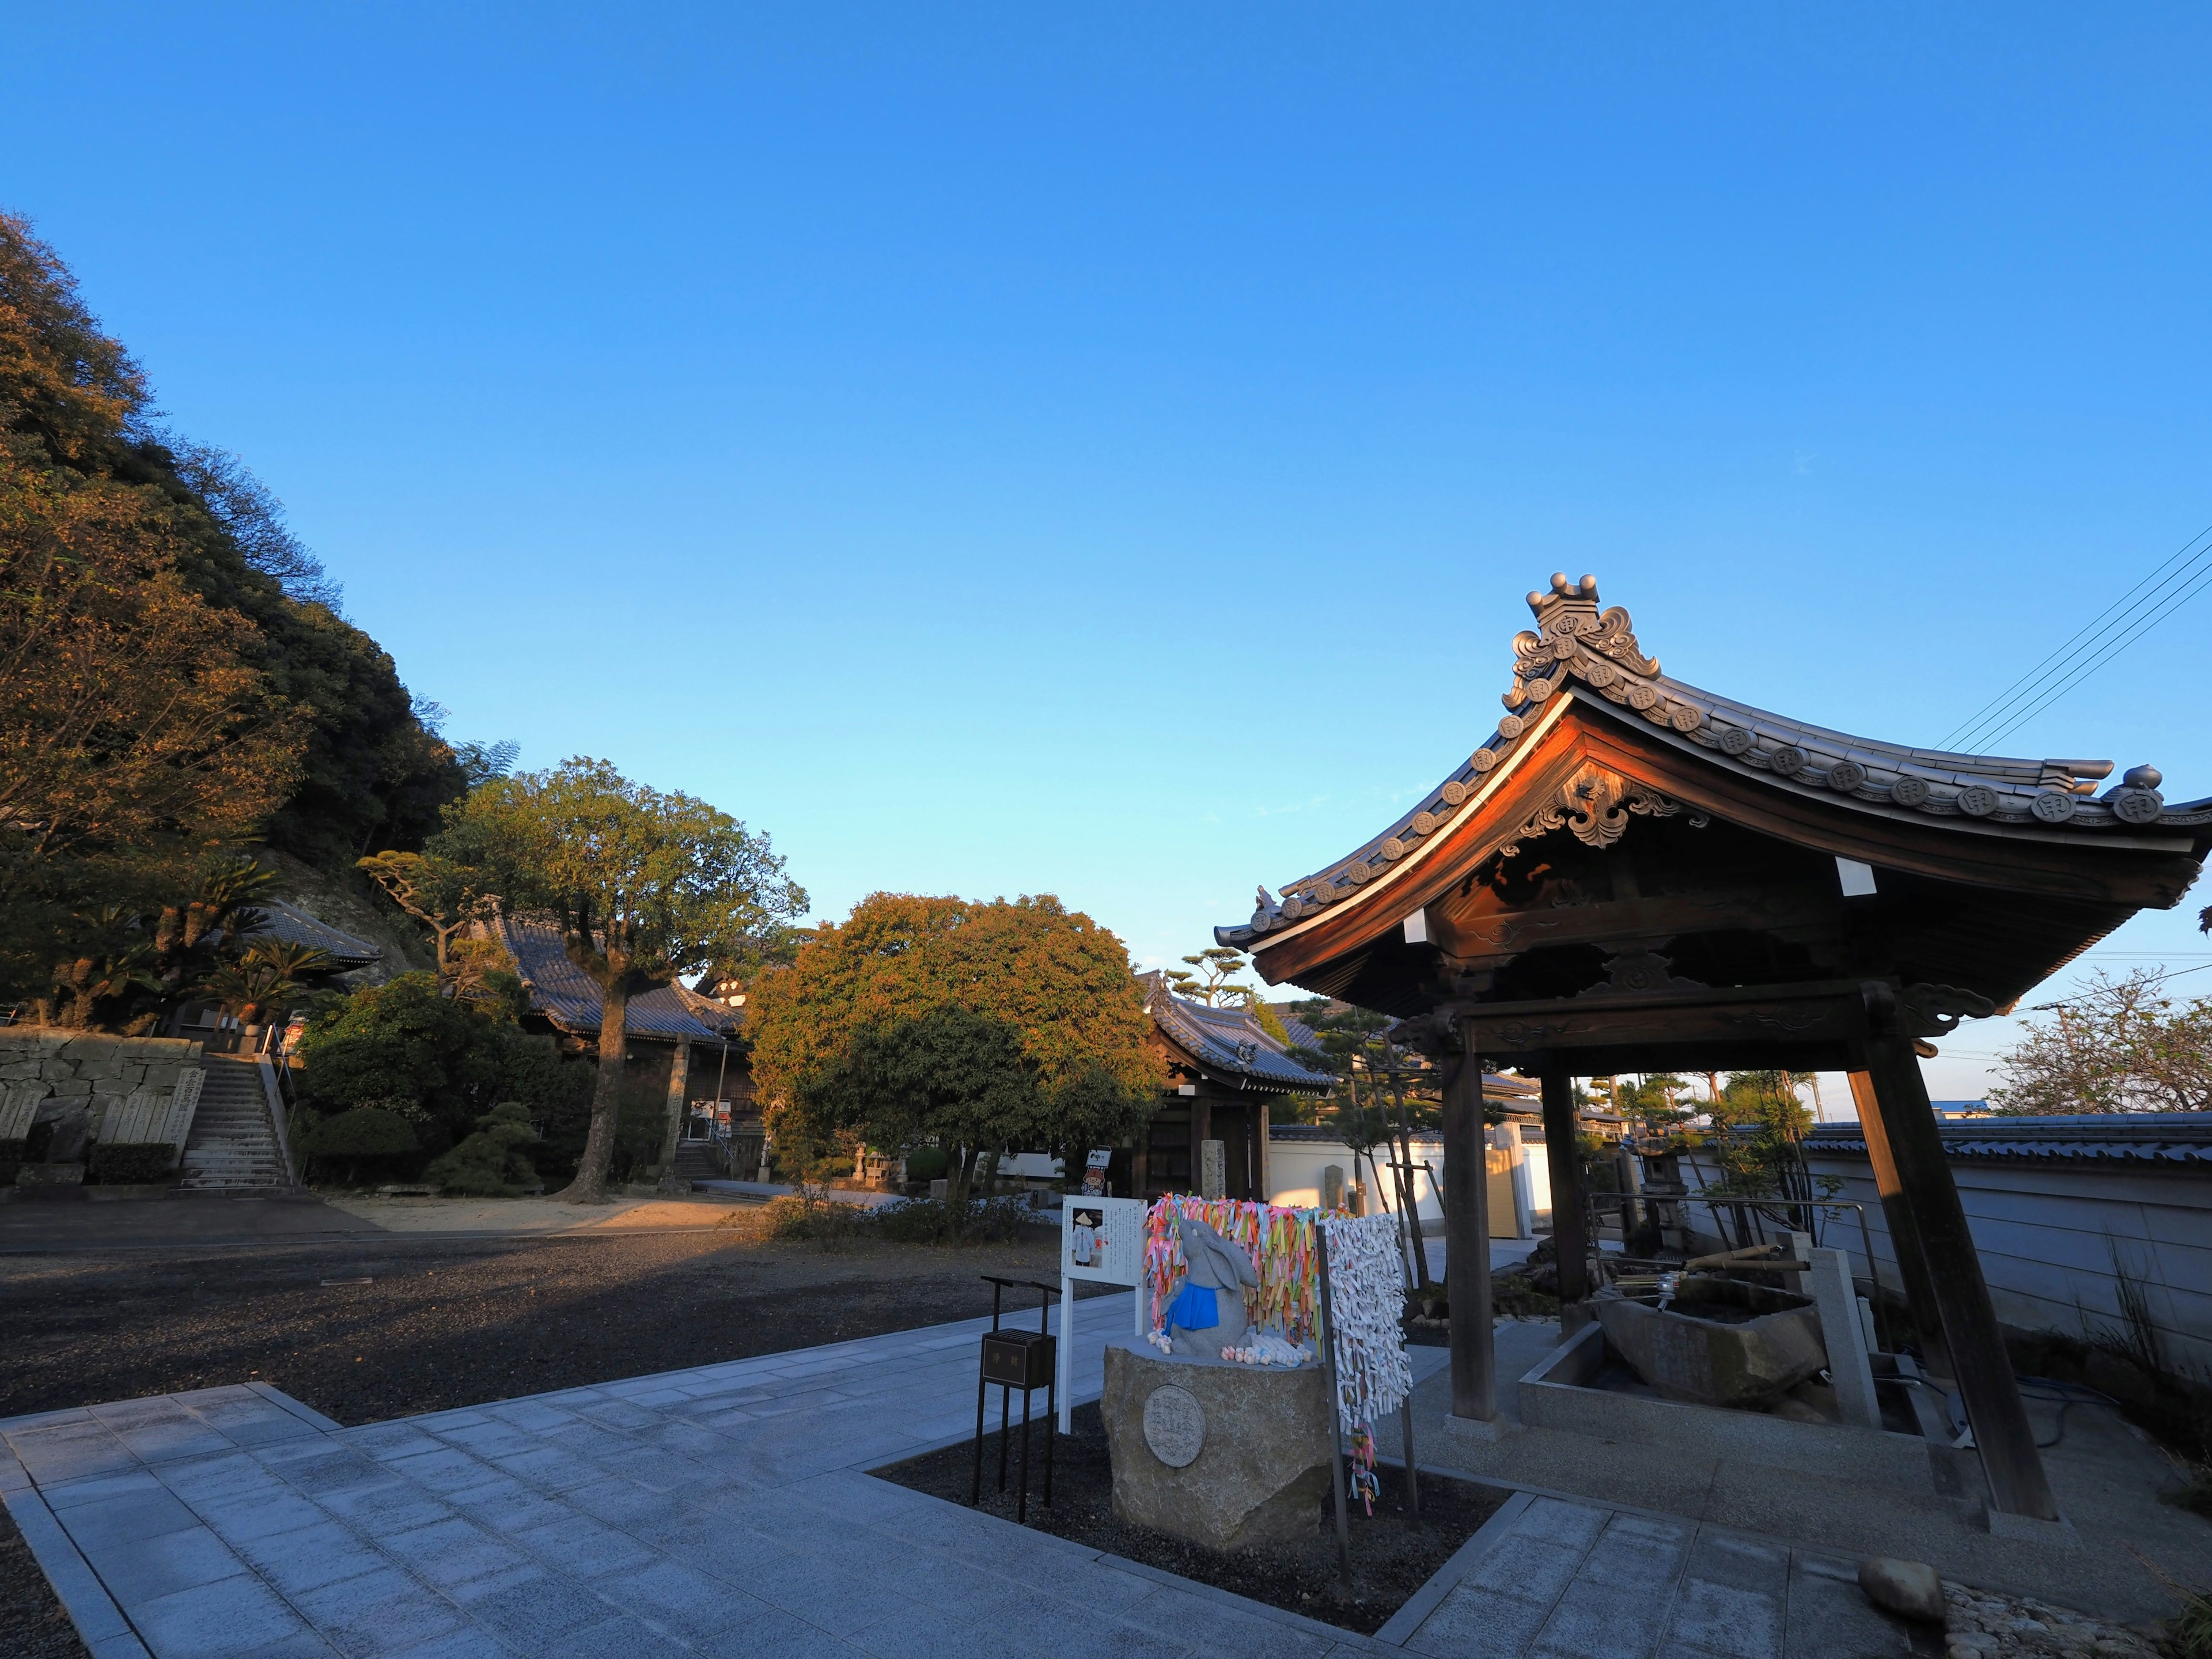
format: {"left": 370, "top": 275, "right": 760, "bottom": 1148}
{"left": 1939, "top": 522, "right": 2212, "bottom": 754}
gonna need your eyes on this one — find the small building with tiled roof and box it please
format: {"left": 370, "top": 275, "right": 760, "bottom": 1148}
{"left": 248, "top": 900, "right": 385, "bottom": 973}
{"left": 1132, "top": 972, "right": 1332, "bottom": 1202}
{"left": 475, "top": 916, "right": 756, "bottom": 1185}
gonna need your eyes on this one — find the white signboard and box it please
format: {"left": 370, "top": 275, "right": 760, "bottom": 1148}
{"left": 1059, "top": 1195, "right": 1149, "bottom": 1432}
{"left": 1063, "top": 1196, "right": 1144, "bottom": 1286}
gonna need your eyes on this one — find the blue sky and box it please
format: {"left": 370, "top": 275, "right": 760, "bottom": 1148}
{"left": 7, "top": 4, "right": 2210, "bottom": 1101}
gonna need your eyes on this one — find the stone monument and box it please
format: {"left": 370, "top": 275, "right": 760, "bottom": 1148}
{"left": 1101, "top": 1344, "right": 1334, "bottom": 1551}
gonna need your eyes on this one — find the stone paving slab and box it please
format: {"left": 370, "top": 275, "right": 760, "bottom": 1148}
{"left": 3, "top": 1294, "right": 1919, "bottom": 1659}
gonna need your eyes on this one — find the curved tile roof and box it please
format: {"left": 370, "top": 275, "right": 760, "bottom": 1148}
{"left": 1220, "top": 573, "right": 2212, "bottom": 946}
{"left": 1804, "top": 1112, "right": 2212, "bottom": 1165}
{"left": 1141, "top": 973, "right": 1333, "bottom": 1092}
{"left": 484, "top": 916, "right": 741, "bottom": 1044}
{"left": 242, "top": 900, "right": 383, "bottom": 970}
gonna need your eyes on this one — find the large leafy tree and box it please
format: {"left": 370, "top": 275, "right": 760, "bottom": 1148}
{"left": 1, "top": 210, "right": 468, "bottom": 1004}
{"left": 749, "top": 892, "right": 1162, "bottom": 1210}
{"left": 448, "top": 758, "right": 806, "bottom": 1201}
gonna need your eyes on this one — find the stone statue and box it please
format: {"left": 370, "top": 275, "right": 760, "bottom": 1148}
{"left": 1166, "top": 1216, "right": 1259, "bottom": 1357}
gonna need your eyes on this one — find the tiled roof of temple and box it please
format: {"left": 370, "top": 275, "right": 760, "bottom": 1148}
{"left": 1805, "top": 1112, "right": 2212, "bottom": 1165}
{"left": 244, "top": 900, "right": 384, "bottom": 970}
{"left": 1219, "top": 573, "right": 2212, "bottom": 946}
{"left": 1141, "top": 973, "right": 1333, "bottom": 1092}
{"left": 481, "top": 916, "right": 740, "bottom": 1044}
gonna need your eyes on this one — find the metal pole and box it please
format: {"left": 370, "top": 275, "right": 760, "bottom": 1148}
{"left": 1398, "top": 1394, "right": 1422, "bottom": 1521}
{"left": 1316, "top": 1223, "right": 1355, "bottom": 1599}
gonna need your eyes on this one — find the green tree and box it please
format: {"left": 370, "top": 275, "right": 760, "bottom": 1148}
{"left": 749, "top": 891, "right": 1162, "bottom": 1214}
{"left": 358, "top": 849, "right": 500, "bottom": 973}
{"left": 448, "top": 758, "right": 806, "bottom": 1202}
{"left": 294, "top": 971, "right": 589, "bottom": 1165}
{"left": 1992, "top": 969, "right": 2212, "bottom": 1115}
{"left": 805, "top": 1007, "right": 1045, "bottom": 1214}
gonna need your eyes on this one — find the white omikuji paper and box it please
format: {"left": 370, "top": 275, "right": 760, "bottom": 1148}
{"left": 1319, "top": 1211, "right": 1415, "bottom": 1433}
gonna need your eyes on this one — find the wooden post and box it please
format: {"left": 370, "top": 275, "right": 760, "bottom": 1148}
{"left": 1859, "top": 989, "right": 2057, "bottom": 1521}
{"left": 1539, "top": 1060, "right": 1589, "bottom": 1305}
{"left": 1441, "top": 1033, "right": 1496, "bottom": 1424}
{"left": 1847, "top": 1068, "right": 1950, "bottom": 1370}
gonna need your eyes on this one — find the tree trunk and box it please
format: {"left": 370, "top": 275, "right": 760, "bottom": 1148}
{"left": 946, "top": 1145, "right": 979, "bottom": 1225}
{"left": 556, "top": 980, "right": 629, "bottom": 1203}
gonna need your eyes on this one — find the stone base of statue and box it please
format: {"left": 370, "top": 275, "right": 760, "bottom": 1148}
{"left": 1100, "top": 1342, "right": 1335, "bottom": 1552}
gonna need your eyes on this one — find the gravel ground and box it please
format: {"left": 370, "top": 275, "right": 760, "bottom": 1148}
{"left": 0, "top": 1213, "right": 1090, "bottom": 1659}
{"left": 0, "top": 1212, "right": 1088, "bottom": 1426}
{"left": 874, "top": 1399, "right": 1505, "bottom": 1635}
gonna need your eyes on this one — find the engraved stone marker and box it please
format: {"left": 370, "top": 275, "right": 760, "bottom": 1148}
{"left": 1142, "top": 1384, "right": 1205, "bottom": 1468}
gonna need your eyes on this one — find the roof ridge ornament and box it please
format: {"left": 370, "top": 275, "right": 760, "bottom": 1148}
{"left": 1503, "top": 573, "right": 1704, "bottom": 737}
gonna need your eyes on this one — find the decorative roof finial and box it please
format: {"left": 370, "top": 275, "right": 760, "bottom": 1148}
{"left": 1497, "top": 571, "right": 1701, "bottom": 736}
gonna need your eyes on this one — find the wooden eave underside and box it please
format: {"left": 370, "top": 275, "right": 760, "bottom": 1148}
{"left": 1249, "top": 693, "right": 2204, "bottom": 1016}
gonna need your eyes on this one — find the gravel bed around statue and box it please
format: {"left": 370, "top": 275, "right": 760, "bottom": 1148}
{"left": 1941, "top": 1578, "right": 2166, "bottom": 1659}
{"left": 872, "top": 1400, "right": 1506, "bottom": 1635}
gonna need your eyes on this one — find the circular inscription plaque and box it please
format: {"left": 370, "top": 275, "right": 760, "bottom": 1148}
{"left": 1142, "top": 1385, "right": 1206, "bottom": 1469}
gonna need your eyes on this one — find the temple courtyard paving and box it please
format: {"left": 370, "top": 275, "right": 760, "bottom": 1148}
{"left": 1, "top": 1294, "right": 1937, "bottom": 1659}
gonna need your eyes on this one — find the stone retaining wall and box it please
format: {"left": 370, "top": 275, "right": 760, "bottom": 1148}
{"left": 0, "top": 1028, "right": 207, "bottom": 1149}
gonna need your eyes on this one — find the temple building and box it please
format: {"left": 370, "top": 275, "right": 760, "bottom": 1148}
{"left": 1133, "top": 972, "right": 1331, "bottom": 1201}
{"left": 1215, "top": 571, "right": 2211, "bottom": 1528}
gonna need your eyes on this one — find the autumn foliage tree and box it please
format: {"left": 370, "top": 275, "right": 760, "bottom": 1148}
{"left": 0, "top": 209, "right": 469, "bottom": 1009}
{"left": 748, "top": 892, "right": 1163, "bottom": 1212}
{"left": 448, "top": 759, "right": 806, "bottom": 1202}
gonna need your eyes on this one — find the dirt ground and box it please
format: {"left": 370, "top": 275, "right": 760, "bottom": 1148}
{"left": 0, "top": 1209, "right": 1094, "bottom": 1427}
{"left": 876, "top": 1400, "right": 1505, "bottom": 1635}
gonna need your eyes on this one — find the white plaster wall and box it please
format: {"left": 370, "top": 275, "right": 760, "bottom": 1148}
{"left": 1264, "top": 1130, "right": 1556, "bottom": 1238}
{"left": 1802, "top": 1153, "right": 2212, "bottom": 1376}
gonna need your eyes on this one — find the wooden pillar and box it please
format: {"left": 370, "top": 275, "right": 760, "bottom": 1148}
{"left": 1441, "top": 1031, "right": 1496, "bottom": 1423}
{"left": 1847, "top": 1069, "right": 1950, "bottom": 1370}
{"left": 1859, "top": 993, "right": 2057, "bottom": 1520}
{"left": 1539, "top": 1060, "right": 1589, "bottom": 1304}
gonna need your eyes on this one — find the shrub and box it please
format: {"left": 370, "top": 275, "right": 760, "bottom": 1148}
{"left": 764, "top": 1190, "right": 1040, "bottom": 1248}
{"left": 88, "top": 1142, "right": 177, "bottom": 1185}
{"left": 423, "top": 1103, "right": 541, "bottom": 1196}
{"left": 904, "top": 1146, "right": 949, "bottom": 1184}
{"left": 297, "top": 1108, "right": 419, "bottom": 1185}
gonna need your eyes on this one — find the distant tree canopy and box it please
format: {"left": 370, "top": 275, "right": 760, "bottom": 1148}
{"left": 448, "top": 758, "right": 807, "bottom": 1202}
{"left": 748, "top": 892, "right": 1163, "bottom": 1209}
{"left": 1992, "top": 969, "right": 2212, "bottom": 1115}
{"left": 1, "top": 210, "right": 469, "bottom": 1006}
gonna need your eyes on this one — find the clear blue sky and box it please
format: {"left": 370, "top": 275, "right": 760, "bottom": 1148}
{"left": 9, "top": 5, "right": 2210, "bottom": 1100}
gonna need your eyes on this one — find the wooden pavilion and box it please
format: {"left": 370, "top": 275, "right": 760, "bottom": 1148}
{"left": 1215, "top": 573, "right": 2211, "bottom": 1524}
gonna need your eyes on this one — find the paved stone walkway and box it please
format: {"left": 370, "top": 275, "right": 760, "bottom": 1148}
{"left": 2, "top": 1299, "right": 1918, "bottom": 1659}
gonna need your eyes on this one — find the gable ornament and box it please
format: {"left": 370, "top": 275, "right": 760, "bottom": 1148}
{"left": 1495, "top": 761, "right": 1700, "bottom": 859}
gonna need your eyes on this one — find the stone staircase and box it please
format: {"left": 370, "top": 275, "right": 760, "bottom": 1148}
{"left": 669, "top": 1140, "right": 725, "bottom": 1185}
{"left": 177, "top": 1056, "right": 291, "bottom": 1191}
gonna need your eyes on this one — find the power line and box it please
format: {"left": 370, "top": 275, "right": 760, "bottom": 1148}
{"left": 1972, "top": 556, "right": 2212, "bottom": 751}
{"left": 1939, "top": 521, "right": 2212, "bottom": 753}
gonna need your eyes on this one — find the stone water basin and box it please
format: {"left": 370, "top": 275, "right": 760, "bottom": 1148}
{"left": 1592, "top": 1276, "right": 1825, "bottom": 1410}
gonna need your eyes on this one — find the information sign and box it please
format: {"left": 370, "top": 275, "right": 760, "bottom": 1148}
{"left": 1058, "top": 1194, "right": 1147, "bottom": 1431}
